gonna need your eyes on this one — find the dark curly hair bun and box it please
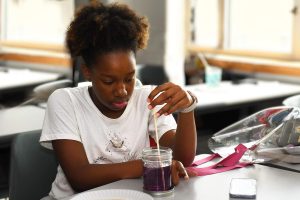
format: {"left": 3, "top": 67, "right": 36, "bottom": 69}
{"left": 66, "top": 1, "right": 149, "bottom": 66}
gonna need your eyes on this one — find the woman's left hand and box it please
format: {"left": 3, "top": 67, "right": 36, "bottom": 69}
{"left": 147, "top": 82, "right": 193, "bottom": 116}
{"left": 171, "top": 160, "right": 197, "bottom": 186}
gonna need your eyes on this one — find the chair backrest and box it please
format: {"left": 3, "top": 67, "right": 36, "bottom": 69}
{"left": 9, "top": 130, "right": 58, "bottom": 200}
{"left": 137, "top": 65, "right": 168, "bottom": 85}
{"left": 0, "top": 147, "right": 9, "bottom": 199}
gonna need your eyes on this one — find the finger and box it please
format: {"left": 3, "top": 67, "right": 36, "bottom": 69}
{"left": 186, "top": 168, "right": 198, "bottom": 177}
{"left": 150, "top": 90, "right": 178, "bottom": 108}
{"left": 151, "top": 91, "right": 170, "bottom": 107}
{"left": 147, "top": 85, "right": 160, "bottom": 103}
{"left": 174, "top": 160, "right": 189, "bottom": 179}
{"left": 162, "top": 97, "right": 187, "bottom": 116}
{"left": 171, "top": 160, "right": 180, "bottom": 186}
{"left": 155, "top": 98, "right": 175, "bottom": 116}
{"left": 152, "top": 90, "right": 186, "bottom": 115}
{"left": 147, "top": 94, "right": 170, "bottom": 113}
{"left": 177, "top": 161, "right": 189, "bottom": 180}
{"left": 158, "top": 96, "right": 188, "bottom": 116}
{"left": 147, "top": 83, "right": 172, "bottom": 102}
{"left": 148, "top": 83, "right": 181, "bottom": 105}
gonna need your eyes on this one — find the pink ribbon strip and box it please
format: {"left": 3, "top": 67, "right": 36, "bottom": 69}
{"left": 187, "top": 144, "right": 253, "bottom": 176}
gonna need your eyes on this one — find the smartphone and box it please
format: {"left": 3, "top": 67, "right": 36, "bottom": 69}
{"left": 229, "top": 178, "right": 256, "bottom": 199}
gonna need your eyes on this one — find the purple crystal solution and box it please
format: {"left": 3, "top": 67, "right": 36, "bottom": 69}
{"left": 142, "top": 147, "right": 174, "bottom": 197}
{"left": 143, "top": 165, "right": 172, "bottom": 191}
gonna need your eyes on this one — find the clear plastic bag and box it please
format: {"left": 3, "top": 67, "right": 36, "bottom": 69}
{"left": 208, "top": 106, "right": 300, "bottom": 163}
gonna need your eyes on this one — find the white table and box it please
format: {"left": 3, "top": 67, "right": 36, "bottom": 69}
{"left": 186, "top": 80, "right": 300, "bottom": 112}
{"left": 0, "top": 105, "right": 45, "bottom": 147}
{"left": 66, "top": 163, "right": 300, "bottom": 200}
{"left": 0, "top": 67, "right": 61, "bottom": 92}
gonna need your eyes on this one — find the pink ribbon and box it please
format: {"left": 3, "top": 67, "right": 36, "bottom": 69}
{"left": 187, "top": 144, "right": 253, "bottom": 176}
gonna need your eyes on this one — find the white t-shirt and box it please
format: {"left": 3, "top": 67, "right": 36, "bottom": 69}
{"left": 40, "top": 85, "right": 177, "bottom": 200}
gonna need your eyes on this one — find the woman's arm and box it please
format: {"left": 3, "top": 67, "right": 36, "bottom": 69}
{"left": 160, "top": 112, "right": 197, "bottom": 167}
{"left": 147, "top": 83, "right": 198, "bottom": 167}
{"left": 52, "top": 140, "right": 143, "bottom": 192}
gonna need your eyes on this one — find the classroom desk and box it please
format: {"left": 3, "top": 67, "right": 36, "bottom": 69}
{"left": 65, "top": 162, "right": 300, "bottom": 200}
{"left": 0, "top": 105, "right": 45, "bottom": 147}
{"left": 0, "top": 67, "right": 61, "bottom": 93}
{"left": 186, "top": 80, "right": 300, "bottom": 114}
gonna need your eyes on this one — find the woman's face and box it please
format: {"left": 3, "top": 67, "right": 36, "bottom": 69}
{"left": 83, "top": 51, "right": 136, "bottom": 118}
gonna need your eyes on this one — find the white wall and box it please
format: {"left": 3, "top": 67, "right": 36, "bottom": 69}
{"left": 165, "top": 0, "right": 185, "bottom": 86}
{"left": 114, "top": 0, "right": 185, "bottom": 85}
{"left": 114, "top": 0, "right": 166, "bottom": 66}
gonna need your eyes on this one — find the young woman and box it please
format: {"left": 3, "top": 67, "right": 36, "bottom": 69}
{"left": 40, "top": 2, "right": 197, "bottom": 199}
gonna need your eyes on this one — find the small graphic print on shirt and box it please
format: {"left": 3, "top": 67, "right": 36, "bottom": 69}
{"left": 93, "top": 155, "right": 109, "bottom": 164}
{"left": 124, "top": 151, "right": 142, "bottom": 161}
{"left": 106, "top": 131, "right": 129, "bottom": 153}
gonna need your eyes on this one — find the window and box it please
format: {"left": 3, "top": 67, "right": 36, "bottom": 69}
{"left": 0, "top": 0, "right": 74, "bottom": 50}
{"left": 228, "top": 0, "right": 293, "bottom": 53}
{"left": 189, "top": 0, "right": 300, "bottom": 60}
{"left": 192, "top": 0, "right": 219, "bottom": 48}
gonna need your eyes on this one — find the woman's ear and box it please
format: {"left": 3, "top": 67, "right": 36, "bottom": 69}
{"left": 81, "top": 64, "right": 91, "bottom": 81}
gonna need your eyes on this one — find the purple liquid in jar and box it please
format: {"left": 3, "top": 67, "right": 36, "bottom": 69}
{"left": 142, "top": 147, "right": 173, "bottom": 195}
{"left": 143, "top": 165, "right": 172, "bottom": 191}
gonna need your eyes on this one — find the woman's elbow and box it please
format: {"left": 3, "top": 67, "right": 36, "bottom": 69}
{"left": 182, "top": 156, "right": 195, "bottom": 167}
{"left": 176, "top": 153, "right": 195, "bottom": 167}
{"left": 68, "top": 177, "right": 91, "bottom": 192}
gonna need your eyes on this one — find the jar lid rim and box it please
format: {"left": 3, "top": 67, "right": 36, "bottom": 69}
{"left": 142, "top": 147, "right": 173, "bottom": 158}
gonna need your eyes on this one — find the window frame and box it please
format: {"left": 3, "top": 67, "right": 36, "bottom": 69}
{"left": 187, "top": 0, "right": 300, "bottom": 61}
{"left": 0, "top": 0, "right": 71, "bottom": 67}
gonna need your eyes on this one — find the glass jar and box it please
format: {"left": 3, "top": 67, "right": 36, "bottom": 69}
{"left": 142, "top": 147, "right": 174, "bottom": 197}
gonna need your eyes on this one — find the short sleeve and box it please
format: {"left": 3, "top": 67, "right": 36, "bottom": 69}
{"left": 148, "top": 113, "right": 177, "bottom": 143}
{"left": 40, "top": 89, "right": 81, "bottom": 149}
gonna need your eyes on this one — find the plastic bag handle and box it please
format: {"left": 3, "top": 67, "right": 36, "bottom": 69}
{"left": 187, "top": 144, "right": 252, "bottom": 176}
